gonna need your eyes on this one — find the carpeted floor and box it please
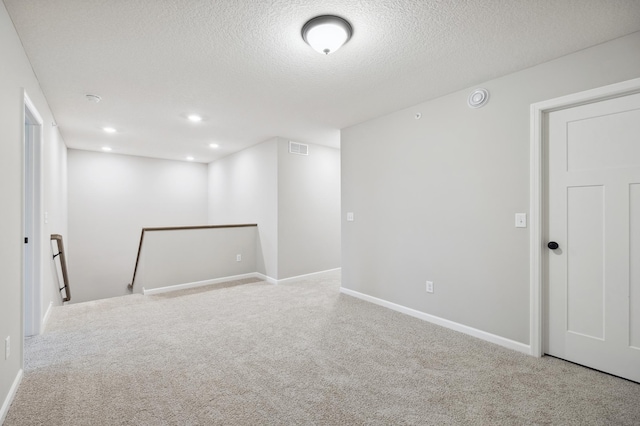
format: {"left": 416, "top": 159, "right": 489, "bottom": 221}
{"left": 5, "top": 270, "right": 640, "bottom": 425}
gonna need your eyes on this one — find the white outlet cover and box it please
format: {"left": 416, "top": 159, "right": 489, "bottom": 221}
{"left": 347, "top": 212, "right": 354, "bottom": 222}
{"left": 515, "top": 213, "right": 527, "bottom": 228}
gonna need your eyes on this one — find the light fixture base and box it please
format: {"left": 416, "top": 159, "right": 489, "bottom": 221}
{"left": 302, "top": 15, "right": 353, "bottom": 55}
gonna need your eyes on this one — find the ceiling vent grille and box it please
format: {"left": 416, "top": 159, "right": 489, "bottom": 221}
{"left": 289, "top": 141, "right": 309, "bottom": 156}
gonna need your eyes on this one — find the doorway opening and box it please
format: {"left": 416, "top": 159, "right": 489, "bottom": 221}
{"left": 24, "top": 92, "right": 43, "bottom": 337}
{"left": 529, "top": 77, "right": 640, "bottom": 383}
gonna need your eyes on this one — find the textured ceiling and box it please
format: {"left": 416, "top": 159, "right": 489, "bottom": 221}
{"left": 4, "top": 0, "right": 640, "bottom": 163}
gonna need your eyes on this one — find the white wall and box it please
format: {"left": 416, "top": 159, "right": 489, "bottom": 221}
{"left": 0, "top": 2, "right": 68, "bottom": 419}
{"left": 208, "top": 138, "right": 279, "bottom": 278}
{"left": 341, "top": 32, "right": 640, "bottom": 345}
{"left": 43, "top": 129, "right": 68, "bottom": 318}
{"left": 208, "top": 138, "right": 341, "bottom": 281}
{"left": 136, "top": 226, "right": 257, "bottom": 292}
{"left": 70, "top": 135, "right": 339, "bottom": 297}
{"left": 67, "top": 150, "right": 208, "bottom": 303}
{"left": 277, "top": 140, "right": 341, "bottom": 279}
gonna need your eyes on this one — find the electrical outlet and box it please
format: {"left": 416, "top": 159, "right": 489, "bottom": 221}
{"left": 236, "top": 254, "right": 242, "bottom": 262}
{"left": 426, "top": 281, "right": 434, "bottom": 293}
{"left": 5, "top": 336, "right": 10, "bottom": 360}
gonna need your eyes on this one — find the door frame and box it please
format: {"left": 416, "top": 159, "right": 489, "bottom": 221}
{"left": 529, "top": 77, "right": 640, "bottom": 357}
{"left": 23, "top": 91, "right": 44, "bottom": 337}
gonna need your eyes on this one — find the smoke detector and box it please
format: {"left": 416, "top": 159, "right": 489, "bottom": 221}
{"left": 467, "top": 88, "right": 489, "bottom": 109}
{"left": 86, "top": 94, "right": 102, "bottom": 103}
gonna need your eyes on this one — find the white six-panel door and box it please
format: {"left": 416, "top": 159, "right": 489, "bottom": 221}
{"left": 545, "top": 92, "right": 640, "bottom": 383}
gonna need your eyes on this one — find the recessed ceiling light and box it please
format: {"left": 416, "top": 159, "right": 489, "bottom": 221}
{"left": 186, "top": 156, "right": 195, "bottom": 161}
{"left": 209, "top": 143, "right": 219, "bottom": 149}
{"left": 302, "top": 15, "right": 353, "bottom": 55}
{"left": 101, "top": 146, "right": 112, "bottom": 152}
{"left": 187, "top": 114, "right": 202, "bottom": 122}
{"left": 86, "top": 94, "right": 102, "bottom": 103}
{"left": 103, "top": 127, "right": 117, "bottom": 133}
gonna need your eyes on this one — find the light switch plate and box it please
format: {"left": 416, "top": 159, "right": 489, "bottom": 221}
{"left": 347, "top": 212, "right": 354, "bottom": 222}
{"left": 515, "top": 213, "right": 527, "bottom": 228}
{"left": 426, "top": 281, "right": 434, "bottom": 293}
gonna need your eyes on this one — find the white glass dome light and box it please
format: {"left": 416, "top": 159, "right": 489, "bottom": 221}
{"left": 302, "top": 15, "right": 352, "bottom": 55}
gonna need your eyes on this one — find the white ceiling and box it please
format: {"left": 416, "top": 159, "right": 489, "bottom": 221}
{"left": 4, "top": 0, "right": 640, "bottom": 163}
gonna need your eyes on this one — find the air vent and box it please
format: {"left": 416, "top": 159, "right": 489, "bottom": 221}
{"left": 289, "top": 141, "right": 309, "bottom": 156}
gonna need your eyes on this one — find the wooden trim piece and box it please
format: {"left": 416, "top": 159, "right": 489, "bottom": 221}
{"left": 141, "top": 224, "right": 257, "bottom": 232}
{"left": 51, "top": 234, "right": 71, "bottom": 302}
{"left": 127, "top": 229, "right": 146, "bottom": 291}
{"left": 127, "top": 224, "right": 258, "bottom": 290}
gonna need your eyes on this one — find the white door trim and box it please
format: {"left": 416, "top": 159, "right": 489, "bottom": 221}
{"left": 529, "top": 77, "right": 640, "bottom": 357}
{"left": 23, "top": 91, "right": 44, "bottom": 337}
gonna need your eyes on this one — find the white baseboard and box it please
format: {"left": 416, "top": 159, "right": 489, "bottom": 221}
{"left": 143, "top": 268, "right": 343, "bottom": 295}
{"left": 142, "top": 273, "right": 261, "bottom": 296}
{"left": 340, "top": 287, "right": 531, "bottom": 355}
{"left": 274, "top": 268, "right": 342, "bottom": 285}
{"left": 0, "top": 369, "right": 23, "bottom": 424}
{"left": 42, "top": 301, "right": 53, "bottom": 331}
{"left": 253, "top": 273, "right": 278, "bottom": 285}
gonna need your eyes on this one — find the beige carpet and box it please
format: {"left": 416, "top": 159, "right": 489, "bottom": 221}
{"left": 5, "top": 270, "right": 640, "bottom": 425}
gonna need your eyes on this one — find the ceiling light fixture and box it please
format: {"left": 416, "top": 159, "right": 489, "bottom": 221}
{"left": 186, "top": 156, "right": 195, "bottom": 161}
{"left": 101, "top": 146, "right": 112, "bottom": 152}
{"left": 103, "top": 127, "right": 117, "bottom": 133}
{"left": 209, "top": 143, "right": 219, "bottom": 149}
{"left": 188, "top": 114, "right": 202, "bottom": 122}
{"left": 302, "top": 15, "right": 352, "bottom": 55}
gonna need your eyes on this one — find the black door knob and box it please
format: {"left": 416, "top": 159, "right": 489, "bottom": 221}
{"left": 548, "top": 241, "right": 559, "bottom": 250}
